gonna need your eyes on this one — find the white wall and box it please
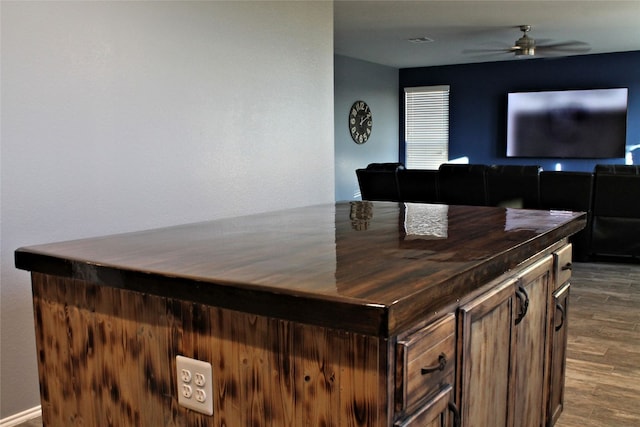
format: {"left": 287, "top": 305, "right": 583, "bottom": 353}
{"left": 0, "top": 1, "right": 334, "bottom": 418}
{"left": 334, "top": 55, "right": 398, "bottom": 201}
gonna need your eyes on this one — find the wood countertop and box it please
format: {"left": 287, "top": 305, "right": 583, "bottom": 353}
{"left": 15, "top": 202, "right": 585, "bottom": 337}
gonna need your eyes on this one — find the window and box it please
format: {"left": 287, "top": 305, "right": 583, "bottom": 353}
{"left": 404, "top": 85, "right": 450, "bottom": 169}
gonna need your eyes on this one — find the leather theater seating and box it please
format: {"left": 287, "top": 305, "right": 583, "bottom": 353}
{"left": 355, "top": 163, "right": 640, "bottom": 261}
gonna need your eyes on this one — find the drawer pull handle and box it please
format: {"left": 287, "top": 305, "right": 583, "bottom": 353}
{"left": 448, "top": 401, "right": 461, "bottom": 427}
{"left": 421, "top": 353, "right": 447, "bottom": 375}
{"left": 515, "top": 285, "right": 529, "bottom": 325}
{"left": 555, "top": 302, "right": 566, "bottom": 331}
{"left": 561, "top": 262, "right": 572, "bottom": 271}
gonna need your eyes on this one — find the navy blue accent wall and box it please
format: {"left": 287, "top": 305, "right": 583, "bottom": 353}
{"left": 399, "top": 51, "right": 640, "bottom": 171}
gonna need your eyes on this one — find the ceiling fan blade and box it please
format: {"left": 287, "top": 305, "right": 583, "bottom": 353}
{"left": 463, "top": 41, "right": 515, "bottom": 55}
{"left": 537, "top": 41, "right": 590, "bottom": 50}
{"left": 537, "top": 44, "right": 591, "bottom": 54}
{"left": 462, "top": 48, "right": 512, "bottom": 54}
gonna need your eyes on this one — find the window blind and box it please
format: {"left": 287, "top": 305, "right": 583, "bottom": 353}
{"left": 404, "top": 85, "right": 450, "bottom": 170}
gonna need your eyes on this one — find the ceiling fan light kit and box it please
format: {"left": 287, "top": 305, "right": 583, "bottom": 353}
{"left": 514, "top": 25, "right": 536, "bottom": 56}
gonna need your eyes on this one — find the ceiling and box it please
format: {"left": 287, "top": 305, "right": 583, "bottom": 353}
{"left": 334, "top": 1, "right": 640, "bottom": 69}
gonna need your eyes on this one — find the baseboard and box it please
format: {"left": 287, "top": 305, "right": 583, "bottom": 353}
{"left": 0, "top": 406, "right": 41, "bottom": 427}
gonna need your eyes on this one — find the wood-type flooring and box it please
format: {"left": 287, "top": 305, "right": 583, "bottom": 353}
{"left": 15, "top": 262, "right": 640, "bottom": 427}
{"left": 555, "top": 261, "right": 640, "bottom": 427}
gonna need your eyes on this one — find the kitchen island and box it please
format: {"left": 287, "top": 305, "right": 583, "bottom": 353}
{"left": 16, "top": 202, "right": 585, "bottom": 426}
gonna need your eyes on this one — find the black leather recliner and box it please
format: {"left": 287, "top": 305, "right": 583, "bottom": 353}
{"left": 437, "top": 164, "right": 489, "bottom": 206}
{"left": 591, "top": 165, "right": 640, "bottom": 258}
{"left": 355, "top": 163, "right": 404, "bottom": 202}
{"left": 539, "top": 171, "right": 594, "bottom": 261}
{"left": 486, "top": 165, "right": 542, "bottom": 208}
{"left": 396, "top": 169, "right": 439, "bottom": 203}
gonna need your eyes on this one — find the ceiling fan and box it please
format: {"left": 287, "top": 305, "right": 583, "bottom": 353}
{"left": 465, "top": 25, "right": 590, "bottom": 58}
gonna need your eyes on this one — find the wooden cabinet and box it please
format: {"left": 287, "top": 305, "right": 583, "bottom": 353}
{"left": 16, "top": 202, "right": 583, "bottom": 427}
{"left": 458, "top": 255, "right": 554, "bottom": 427}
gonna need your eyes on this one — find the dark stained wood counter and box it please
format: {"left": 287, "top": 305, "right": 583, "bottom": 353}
{"left": 15, "top": 202, "right": 585, "bottom": 337}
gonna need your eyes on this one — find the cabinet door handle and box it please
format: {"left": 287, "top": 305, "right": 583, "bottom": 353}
{"left": 421, "top": 353, "right": 447, "bottom": 375}
{"left": 555, "top": 302, "right": 566, "bottom": 331}
{"left": 515, "top": 285, "right": 529, "bottom": 325}
{"left": 448, "top": 401, "right": 461, "bottom": 427}
{"left": 561, "top": 262, "right": 572, "bottom": 271}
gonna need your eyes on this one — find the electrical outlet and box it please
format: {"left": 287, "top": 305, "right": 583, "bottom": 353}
{"left": 176, "top": 355, "right": 213, "bottom": 415}
{"left": 181, "top": 384, "right": 193, "bottom": 399}
{"left": 197, "top": 372, "right": 209, "bottom": 387}
{"left": 180, "top": 368, "right": 192, "bottom": 383}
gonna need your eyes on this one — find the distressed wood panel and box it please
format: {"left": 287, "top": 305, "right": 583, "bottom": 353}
{"left": 513, "top": 256, "right": 553, "bottom": 427}
{"left": 458, "top": 278, "right": 516, "bottom": 427}
{"left": 32, "top": 273, "right": 386, "bottom": 427}
{"left": 30, "top": 261, "right": 640, "bottom": 427}
{"left": 548, "top": 283, "right": 570, "bottom": 426}
{"left": 394, "top": 385, "right": 454, "bottom": 427}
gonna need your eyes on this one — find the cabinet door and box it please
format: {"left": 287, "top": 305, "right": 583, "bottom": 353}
{"left": 547, "top": 283, "right": 570, "bottom": 426}
{"left": 458, "top": 278, "right": 517, "bottom": 427}
{"left": 395, "top": 384, "right": 457, "bottom": 427}
{"left": 512, "top": 255, "right": 554, "bottom": 427}
{"left": 458, "top": 255, "right": 554, "bottom": 427}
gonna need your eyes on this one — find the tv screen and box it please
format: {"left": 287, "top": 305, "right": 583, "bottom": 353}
{"left": 506, "top": 88, "right": 628, "bottom": 158}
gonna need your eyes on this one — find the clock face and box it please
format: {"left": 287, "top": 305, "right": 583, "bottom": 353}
{"left": 349, "top": 101, "right": 372, "bottom": 144}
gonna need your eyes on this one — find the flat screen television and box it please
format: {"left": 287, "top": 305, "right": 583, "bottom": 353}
{"left": 506, "top": 88, "right": 628, "bottom": 158}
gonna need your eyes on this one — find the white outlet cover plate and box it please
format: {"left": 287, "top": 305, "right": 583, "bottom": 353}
{"left": 176, "top": 355, "right": 213, "bottom": 415}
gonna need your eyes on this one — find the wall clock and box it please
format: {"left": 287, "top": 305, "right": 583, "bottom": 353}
{"left": 349, "top": 100, "right": 372, "bottom": 144}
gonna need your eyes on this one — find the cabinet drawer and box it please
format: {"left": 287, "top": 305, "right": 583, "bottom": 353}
{"left": 554, "top": 244, "right": 573, "bottom": 287}
{"left": 394, "top": 384, "right": 455, "bottom": 427}
{"left": 395, "top": 313, "right": 456, "bottom": 412}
